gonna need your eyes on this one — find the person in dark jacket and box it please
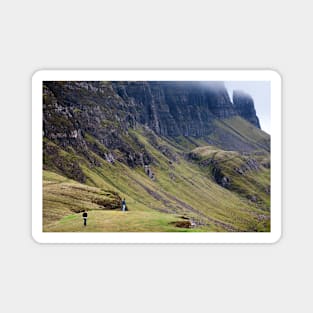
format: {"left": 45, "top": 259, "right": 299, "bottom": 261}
{"left": 121, "top": 199, "right": 127, "bottom": 212}
{"left": 82, "top": 210, "right": 88, "bottom": 226}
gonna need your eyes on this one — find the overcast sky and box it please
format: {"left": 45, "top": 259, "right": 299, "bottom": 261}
{"left": 224, "top": 81, "right": 271, "bottom": 134}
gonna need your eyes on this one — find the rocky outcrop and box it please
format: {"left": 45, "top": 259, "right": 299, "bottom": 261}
{"left": 232, "top": 90, "right": 261, "bottom": 128}
{"left": 112, "top": 81, "right": 237, "bottom": 137}
{"left": 234, "top": 158, "right": 260, "bottom": 175}
{"left": 43, "top": 81, "right": 152, "bottom": 169}
{"left": 188, "top": 146, "right": 270, "bottom": 210}
{"left": 44, "top": 82, "right": 261, "bottom": 144}
{"left": 43, "top": 81, "right": 264, "bottom": 180}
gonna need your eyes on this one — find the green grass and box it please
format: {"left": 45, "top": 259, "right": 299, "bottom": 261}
{"left": 190, "top": 145, "right": 270, "bottom": 210}
{"left": 43, "top": 120, "right": 271, "bottom": 232}
{"left": 47, "top": 209, "right": 208, "bottom": 232}
{"left": 43, "top": 170, "right": 210, "bottom": 232}
{"left": 207, "top": 116, "right": 270, "bottom": 152}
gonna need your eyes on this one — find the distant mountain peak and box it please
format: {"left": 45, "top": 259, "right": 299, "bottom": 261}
{"left": 232, "top": 90, "right": 261, "bottom": 129}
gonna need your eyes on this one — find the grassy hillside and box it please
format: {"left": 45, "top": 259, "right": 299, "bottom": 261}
{"left": 206, "top": 116, "right": 270, "bottom": 152}
{"left": 189, "top": 146, "right": 270, "bottom": 210}
{"left": 43, "top": 171, "right": 198, "bottom": 232}
{"left": 43, "top": 118, "right": 270, "bottom": 232}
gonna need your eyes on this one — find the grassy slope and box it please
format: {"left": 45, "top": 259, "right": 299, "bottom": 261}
{"left": 43, "top": 117, "right": 271, "bottom": 232}
{"left": 207, "top": 116, "right": 270, "bottom": 152}
{"left": 190, "top": 146, "right": 270, "bottom": 209}
{"left": 43, "top": 170, "right": 209, "bottom": 232}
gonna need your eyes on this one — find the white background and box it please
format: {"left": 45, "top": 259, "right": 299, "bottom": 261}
{"left": 0, "top": 0, "right": 311, "bottom": 312}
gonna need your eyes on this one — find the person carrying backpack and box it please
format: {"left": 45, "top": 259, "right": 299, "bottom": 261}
{"left": 82, "top": 210, "right": 88, "bottom": 226}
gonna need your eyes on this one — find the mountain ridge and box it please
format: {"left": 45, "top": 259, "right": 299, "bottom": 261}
{"left": 42, "top": 81, "right": 271, "bottom": 232}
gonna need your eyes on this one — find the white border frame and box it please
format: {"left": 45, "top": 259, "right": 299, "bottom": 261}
{"left": 32, "top": 70, "right": 282, "bottom": 244}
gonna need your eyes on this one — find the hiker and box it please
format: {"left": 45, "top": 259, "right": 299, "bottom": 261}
{"left": 121, "top": 198, "right": 127, "bottom": 212}
{"left": 82, "top": 210, "right": 88, "bottom": 226}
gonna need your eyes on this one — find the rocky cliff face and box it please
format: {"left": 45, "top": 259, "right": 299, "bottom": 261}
{"left": 44, "top": 81, "right": 260, "bottom": 139}
{"left": 232, "top": 90, "right": 261, "bottom": 128}
{"left": 112, "top": 81, "right": 237, "bottom": 137}
{"left": 43, "top": 81, "right": 264, "bottom": 180}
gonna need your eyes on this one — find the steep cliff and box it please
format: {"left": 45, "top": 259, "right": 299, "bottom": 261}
{"left": 43, "top": 81, "right": 269, "bottom": 179}
{"left": 112, "top": 81, "right": 237, "bottom": 137}
{"left": 232, "top": 90, "right": 261, "bottom": 128}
